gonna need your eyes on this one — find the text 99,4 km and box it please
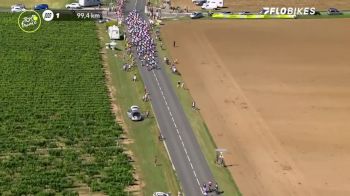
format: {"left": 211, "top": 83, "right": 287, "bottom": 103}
{"left": 77, "top": 12, "right": 101, "bottom": 19}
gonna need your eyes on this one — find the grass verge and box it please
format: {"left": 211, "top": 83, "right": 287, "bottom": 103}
{"left": 155, "top": 26, "right": 242, "bottom": 196}
{"left": 96, "top": 23, "right": 180, "bottom": 195}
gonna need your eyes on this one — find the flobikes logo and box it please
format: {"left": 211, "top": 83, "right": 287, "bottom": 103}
{"left": 18, "top": 10, "right": 42, "bottom": 33}
{"left": 262, "top": 7, "right": 316, "bottom": 15}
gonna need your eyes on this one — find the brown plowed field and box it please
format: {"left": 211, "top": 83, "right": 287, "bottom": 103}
{"left": 161, "top": 19, "right": 350, "bottom": 196}
{"left": 171, "top": 0, "right": 350, "bottom": 12}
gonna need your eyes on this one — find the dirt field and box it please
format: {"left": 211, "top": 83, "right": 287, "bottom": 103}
{"left": 161, "top": 19, "right": 350, "bottom": 196}
{"left": 170, "top": 0, "right": 350, "bottom": 12}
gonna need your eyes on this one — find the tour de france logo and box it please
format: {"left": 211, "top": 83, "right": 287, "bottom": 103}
{"left": 18, "top": 10, "right": 42, "bottom": 33}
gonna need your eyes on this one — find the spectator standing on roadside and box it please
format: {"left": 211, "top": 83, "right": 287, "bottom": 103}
{"left": 215, "top": 183, "right": 219, "bottom": 193}
{"left": 154, "top": 155, "right": 158, "bottom": 166}
{"left": 181, "top": 82, "right": 185, "bottom": 89}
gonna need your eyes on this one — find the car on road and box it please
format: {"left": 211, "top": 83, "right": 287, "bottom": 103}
{"left": 328, "top": 8, "right": 342, "bottom": 15}
{"left": 190, "top": 12, "right": 204, "bottom": 19}
{"left": 65, "top": 3, "right": 82, "bottom": 9}
{"left": 127, "top": 105, "right": 142, "bottom": 121}
{"left": 221, "top": 11, "right": 232, "bottom": 14}
{"left": 238, "top": 11, "right": 251, "bottom": 15}
{"left": 152, "top": 192, "right": 170, "bottom": 196}
{"left": 193, "top": 0, "right": 206, "bottom": 6}
{"left": 11, "top": 4, "right": 26, "bottom": 12}
{"left": 34, "top": 4, "right": 49, "bottom": 10}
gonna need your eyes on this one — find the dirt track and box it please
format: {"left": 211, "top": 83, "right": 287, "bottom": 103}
{"left": 171, "top": 0, "right": 350, "bottom": 12}
{"left": 161, "top": 19, "right": 350, "bottom": 196}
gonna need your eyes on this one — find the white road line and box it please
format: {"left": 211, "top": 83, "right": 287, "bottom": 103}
{"left": 151, "top": 69, "right": 203, "bottom": 193}
{"left": 190, "top": 162, "right": 194, "bottom": 170}
{"left": 134, "top": 0, "right": 138, "bottom": 9}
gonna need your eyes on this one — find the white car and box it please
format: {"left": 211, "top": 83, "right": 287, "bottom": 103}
{"left": 11, "top": 4, "right": 26, "bottom": 12}
{"left": 153, "top": 192, "right": 170, "bottom": 196}
{"left": 65, "top": 3, "right": 81, "bottom": 9}
{"left": 127, "top": 105, "right": 143, "bottom": 121}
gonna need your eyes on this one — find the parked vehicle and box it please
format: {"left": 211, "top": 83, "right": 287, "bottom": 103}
{"left": 127, "top": 106, "right": 142, "bottom": 121}
{"left": 328, "top": 8, "right": 342, "bottom": 15}
{"left": 34, "top": 4, "right": 49, "bottom": 10}
{"left": 193, "top": 0, "right": 206, "bottom": 6}
{"left": 108, "top": 25, "right": 123, "bottom": 40}
{"left": 238, "top": 11, "right": 251, "bottom": 15}
{"left": 65, "top": 3, "right": 81, "bottom": 9}
{"left": 190, "top": 12, "right": 204, "bottom": 19}
{"left": 11, "top": 4, "right": 26, "bottom": 12}
{"left": 201, "top": 0, "right": 223, "bottom": 10}
{"left": 79, "top": 0, "right": 101, "bottom": 7}
{"left": 221, "top": 11, "right": 231, "bottom": 14}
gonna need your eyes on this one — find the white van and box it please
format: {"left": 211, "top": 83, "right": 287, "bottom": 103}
{"left": 201, "top": 0, "right": 223, "bottom": 10}
{"left": 108, "top": 25, "right": 121, "bottom": 40}
{"left": 79, "top": 0, "right": 101, "bottom": 7}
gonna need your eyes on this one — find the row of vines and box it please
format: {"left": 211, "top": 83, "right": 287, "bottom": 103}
{"left": 0, "top": 13, "right": 133, "bottom": 195}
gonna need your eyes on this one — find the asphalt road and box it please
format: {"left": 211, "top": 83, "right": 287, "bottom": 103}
{"left": 124, "top": 1, "right": 217, "bottom": 196}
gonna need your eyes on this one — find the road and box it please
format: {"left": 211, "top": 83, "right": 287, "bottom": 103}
{"left": 124, "top": 0, "right": 217, "bottom": 195}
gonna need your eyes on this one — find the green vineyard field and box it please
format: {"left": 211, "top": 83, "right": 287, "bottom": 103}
{"left": 0, "top": 14, "right": 133, "bottom": 195}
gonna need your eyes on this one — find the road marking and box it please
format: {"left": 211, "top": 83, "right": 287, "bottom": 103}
{"left": 190, "top": 162, "right": 194, "bottom": 170}
{"left": 151, "top": 70, "right": 204, "bottom": 194}
{"left": 134, "top": 0, "right": 138, "bottom": 9}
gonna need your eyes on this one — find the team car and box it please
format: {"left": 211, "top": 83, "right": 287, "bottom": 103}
{"left": 328, "top": 8, "right": 342, "bottom": 15}
{"left": 127, "top": 105, "right": 143, "bottom": 121}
